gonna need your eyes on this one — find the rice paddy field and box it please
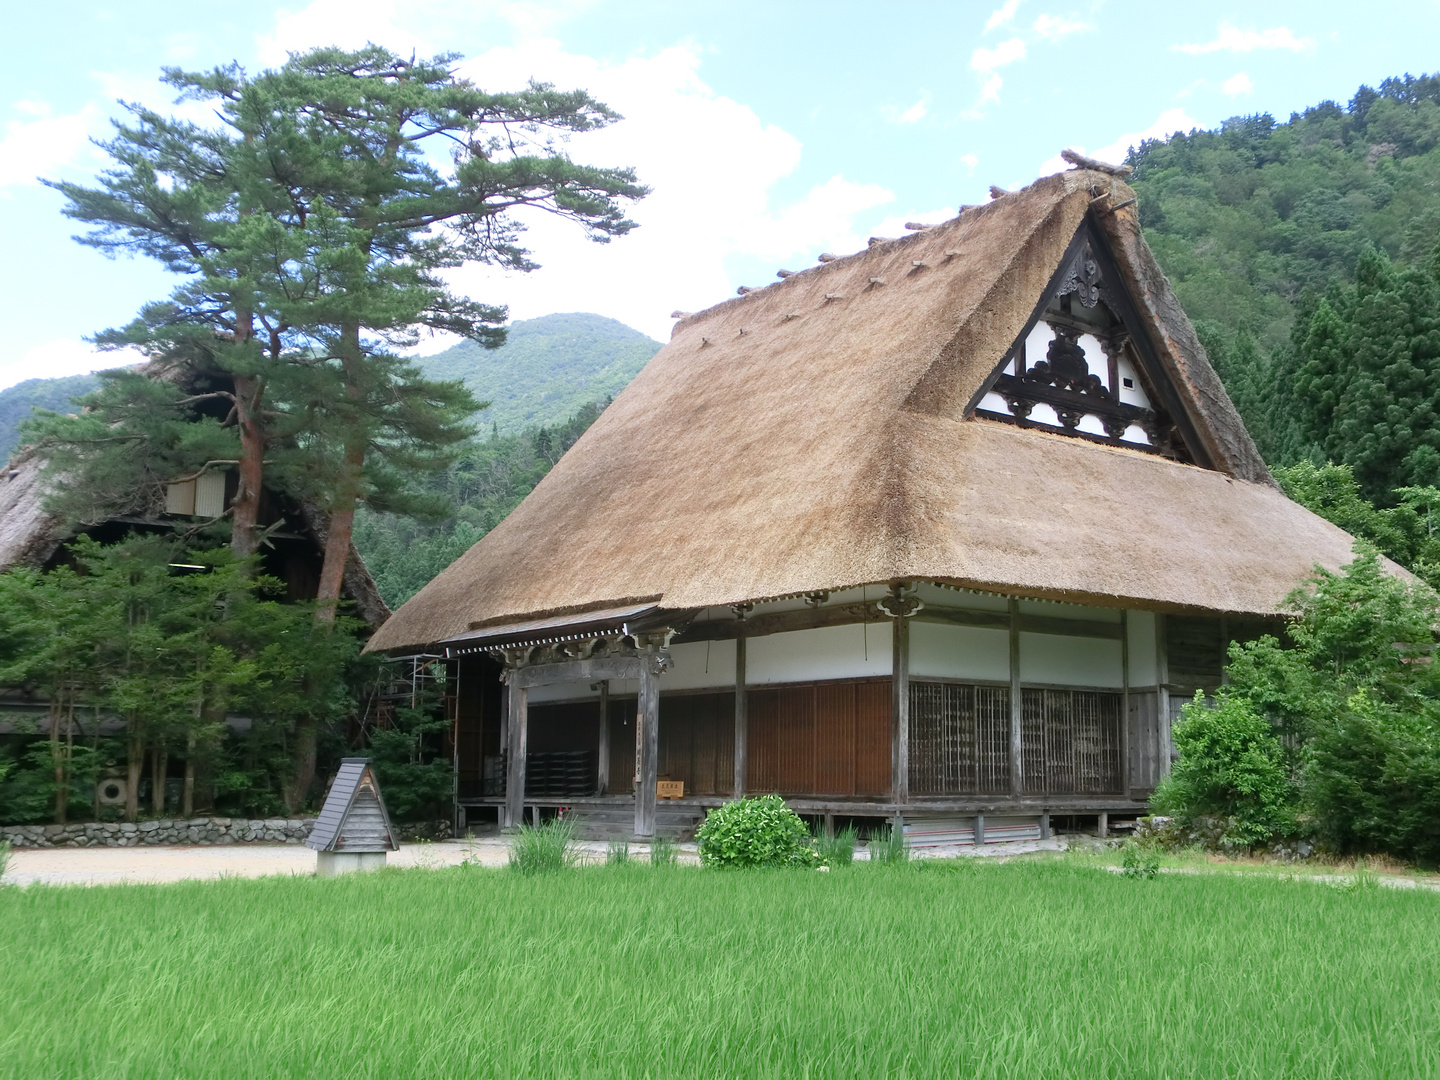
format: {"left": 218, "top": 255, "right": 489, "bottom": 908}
{"left": 2, "top": 856, "right": 1437, "bottom": 1079}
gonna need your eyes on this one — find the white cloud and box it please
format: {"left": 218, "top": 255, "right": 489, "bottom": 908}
{"left": 1032, "top": 13, "right": 1091, "bottom": 40}
{"left": 257, "top": 0, "right": 437, "bottom": 63}
{"left": 0, "top": 102, "right": 103, "bottom": 189}
{"left": 959, "top": 153, "right": 980, "bottom": 174}
{"left": 1174, "top": 23, "right": 1313, "bottom": 55}
{"left": 884, "top": 92, "right": 930, "bottom": 125}
{"left": 256, "top": 0, "right": 596, "bottom": 64}
{"left": 968, "top": 38, "right": 1026, "bottom": 108}
{"left": 399, "top": 42, "right": 900, "bottom": 341}
{"left": 985, "top": 0, "right": 1021, "bottom": 31}
{"left": 1222, "top": 72, "right": 1254, "bottom": 96}
{"left": 0, "top": 340, "right": 137, "bottom": 394}
{"left": 972, "top": 38, "right": 1027, "bottom": 71}
{"left": 1037, "top": 108, "right": 1199, "bottom": 175}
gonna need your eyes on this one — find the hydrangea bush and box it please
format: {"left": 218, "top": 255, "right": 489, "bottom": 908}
{"left": 695, "top": 795, "right": 815, "bottom": 868}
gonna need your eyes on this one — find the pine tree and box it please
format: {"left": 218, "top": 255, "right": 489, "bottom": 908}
{"left": 169, "top": 46, "right": 647, "bottom": 618}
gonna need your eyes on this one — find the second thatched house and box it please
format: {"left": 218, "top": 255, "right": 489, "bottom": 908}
{"left": 367, "top": 165, "right": 1363, "bottom": 842}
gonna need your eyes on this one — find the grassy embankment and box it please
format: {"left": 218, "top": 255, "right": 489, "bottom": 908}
{"left": 1, "top": 857, "right": 1437, "bottom": 1078}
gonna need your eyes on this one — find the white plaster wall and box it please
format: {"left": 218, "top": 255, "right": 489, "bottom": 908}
{"left": 1127, "top": 610, "right": 1158, "bottom": 687}
{"left": 1019, "top": 632, "right": 1123, "bottom": 688}
{"left": 663, "top": 639, "right": 737, "bottom": 691}
{"left": 910, "top": 622, "right": 1009, "bottom": 681}
{"left": 747, "top": 623, "right": 891, "bottom": 686}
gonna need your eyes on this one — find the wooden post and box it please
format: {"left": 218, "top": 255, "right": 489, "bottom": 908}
{"left": 974, "top": 813, "right": 985, "bottom": 847}
{"left": 733, "top": 633, "right": 747, "bottom": 798}
{"left": 824, "top": 812, "right": 835, "bottom": 839}
{"left": 1097, "top": 811, "right": 1108, "bottom": 839}
{"left": 891, "top": 603, "right": 910, "bottom": 805}
{"left": 1040, "top": 811, "right": 1051, "bottom": 840}
{"left": 504, "top": 680, "right": 527, "bottom": 830}
{"left": 1121, "top": 610, "right": 1131, "bottom": 800}
{"left": 596, "top": 680, "right": 610, "bottom": 795}
{"left": 635, "top": 657, "right": 660, "bottom": 838}
{"left": 1008, "top": 598, "right": 1023, "bottom": 795}
{"left": 1156, "top": 614, "right": 1172, "bottom": 772}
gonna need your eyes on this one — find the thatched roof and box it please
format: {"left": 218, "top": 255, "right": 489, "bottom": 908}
{"left": 369, "top": 168, "right": 1363, "bottom": 653}
{"left": 1, "top": 438, "right": 390, "bottom": 629}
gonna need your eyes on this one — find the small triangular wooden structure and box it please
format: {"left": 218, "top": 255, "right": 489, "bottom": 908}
{"left": 307, "top": 757, "right": 400, "bottom": 854}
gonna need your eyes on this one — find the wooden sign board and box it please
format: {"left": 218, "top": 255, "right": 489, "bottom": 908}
{"left": 656, "top": 780, "right": 684, "bottom": 800}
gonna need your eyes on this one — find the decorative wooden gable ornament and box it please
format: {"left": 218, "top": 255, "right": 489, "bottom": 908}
{"left": 967, "top": 215, "right": 1213, "bottom": 468}
{"left": 306, "top": 757, "right": 401, "bottom": 877}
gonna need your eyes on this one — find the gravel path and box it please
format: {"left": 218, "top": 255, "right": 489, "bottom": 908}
{"left": 2, "top": 835, "right": 1075, "bottom": 886}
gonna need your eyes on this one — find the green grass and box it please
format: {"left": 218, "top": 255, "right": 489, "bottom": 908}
{"left": 2, "top": 860, "right": 1438, "bottom": 1078}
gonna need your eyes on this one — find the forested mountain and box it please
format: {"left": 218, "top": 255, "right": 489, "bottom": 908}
{"left": 1128, "top": 74, "right": 1440, "bottom": 481}
{"left": 419, "top": 312, "right": 662, "bottom": 433}
{"left": 353, "top": 401, "right": 607, "bottom": 607}
{"left": 0, "top": 375, "right": 98, "bottom": 459}
{"left": 0, "top": 313, "right": 661, "bottom": 465}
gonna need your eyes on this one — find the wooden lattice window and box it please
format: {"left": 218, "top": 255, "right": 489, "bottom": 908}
{"left": 908, "top": 682, "right": 1010, "bottom": 795}
{"left": 1020, "top": 688, "right": 1123, "bottom": 795}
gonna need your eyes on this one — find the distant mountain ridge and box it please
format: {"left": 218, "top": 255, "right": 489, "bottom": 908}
{"left": 0, "top": 312, "right": 662, "bottom": 461}
{"left": 419, "top": 312, "right": 662, "bottom": 433}
{"left": 0, "top": 374, "right": 100, "bottom": 461}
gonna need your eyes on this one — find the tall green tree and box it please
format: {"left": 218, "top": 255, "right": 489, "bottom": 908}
{"left": 202, "top": 46, "right": 644, "bottom": 614}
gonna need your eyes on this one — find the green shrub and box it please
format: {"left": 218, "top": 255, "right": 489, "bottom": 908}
{"left": 606, "top": 839, "right": 629, "bottom": 866}
{"left": 815, "top": 823, "right": 858, "bottom": 867}
{"left": 1304, "top": 690, "right": 1440, "bottom": 864}
{"left": 0, "top": 839, "right": 9, "bottom": 884}
{"left": 508, "top": 816, "right": 579, "bottom": 874}
{"left": 695, "top": 796, "right": 815, "bottom": 869}
{"left": 1120, "top": 839, "right": 1161, "bottom": 879}
{"left": 866, "top": 822, "right": 909, "bottom": 865}
{"left": 1152, "top": 691, "right": 1297, "bottom": 850}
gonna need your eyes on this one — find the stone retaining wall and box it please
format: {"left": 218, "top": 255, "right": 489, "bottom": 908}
{"left": 0, "top": 817, "right": 315, "bottom": 848}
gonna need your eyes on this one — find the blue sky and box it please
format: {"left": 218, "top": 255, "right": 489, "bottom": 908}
{"left": 3, "top": 1, "right": 1440, "bottom": 390}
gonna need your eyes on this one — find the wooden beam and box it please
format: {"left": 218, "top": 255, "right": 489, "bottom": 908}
{"left": 512, "top": 655, "right": 642, "bottom": 689}
{"left": 1009, "top": 598, "right": 1023, "bottom": 797}
{"left": 733, "top": 634, "right": 747, "bottom": 797}
{"left": 676, "top": 601, "right": 1123, "bottom": 644}
{"left": 596, "top": 680, "right": 610, "bottom": 796}
{"left": 676, "top": 600, "right": 877, "bottom": 643}
{"left": 974, "top": 813, "right": 985, "bottom": 847}
{"left": 634, "top": 657, "right": 660, "bottom": 837}
{"left": 1156, "top": 614, "right": 1172, "bottom": 773}
{"left": 1121, "top": 610, "right": 1131, "bottom": 800}
{"left": 891, "top": 607, "right": 910, "bottom": 805}
{"left": 1040, "top": 811, "right": 1051, "bottom": 840}
{"left": 504, "top": 682, "right": 527, "bottom": 830}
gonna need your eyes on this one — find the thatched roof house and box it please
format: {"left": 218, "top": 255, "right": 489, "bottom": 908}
{"left": 0, "top": 413, "right": 388, "bottom": 629}
{"left": 368, "top": 167, "right": 1362, "bottom": 841}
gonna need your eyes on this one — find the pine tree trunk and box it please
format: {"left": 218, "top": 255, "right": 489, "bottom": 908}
{"left": 183, "top": 731, "right": 196, "bottom": 818}
{"left": 230, "top": 374, "right": 265, "bottom": 560}
{"left": 50, "top": 703, "right": 65, "bottom": 825}
{"left": 314, "top": 323, "right": 369, "bottom": 622}
{"left": 152, "top": 746, "right": 167, "bottom": 816}
{"left": 283, "top": 721, "right": 317, "bottom": 814}
{"left": 125, "top": 734, "right": 142, "bottom": 823}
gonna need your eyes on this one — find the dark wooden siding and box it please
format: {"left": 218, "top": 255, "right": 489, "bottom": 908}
{"left": 747, "top": 679, "right": 890, "bottom": 798}
{"left": 659, "top": 692, "right": 735, "bottom": 795}
{"left": 1166, "top": 615, "right": 1280, "bottom": 695}
{"left": 1128, "top": 689, "right": 1165, "bottom": 794}
{"left": 607, "top": 697, "right": 637, "bottom": 796}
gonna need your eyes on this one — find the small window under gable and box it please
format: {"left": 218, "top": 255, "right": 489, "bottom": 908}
{"left": 969, "top": 219, "right": 1207, "bottom": 468}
